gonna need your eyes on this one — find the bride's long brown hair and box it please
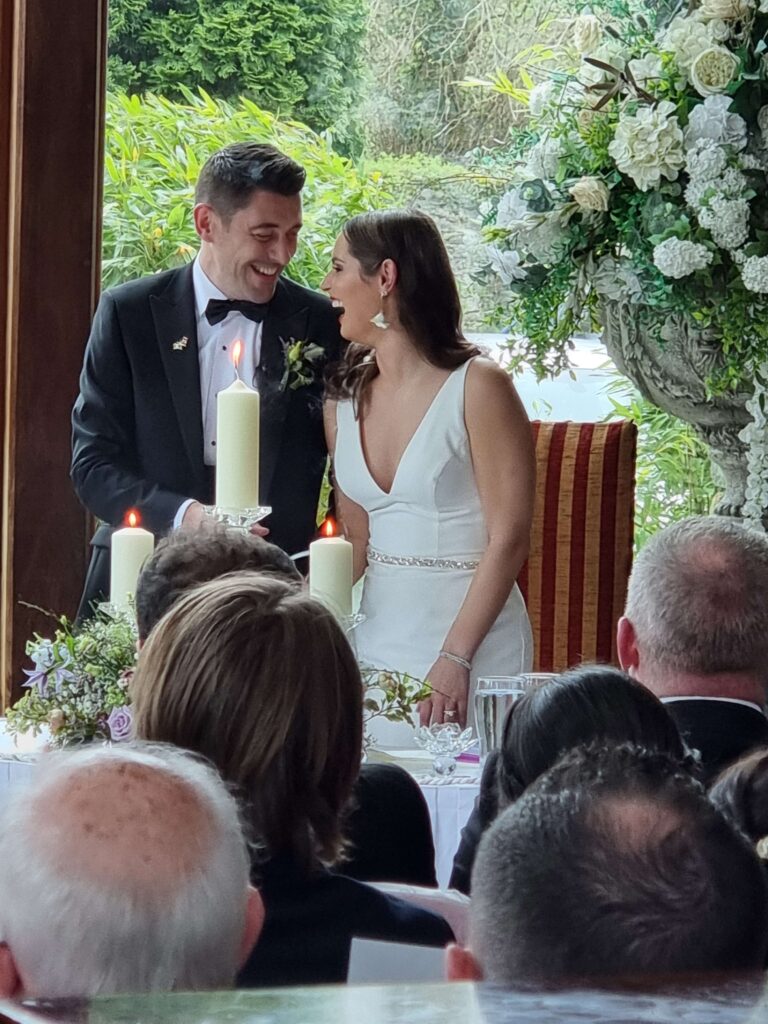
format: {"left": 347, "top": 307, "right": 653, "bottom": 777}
{"left": 325, "top": 210, "right": 480, "bottom": 408}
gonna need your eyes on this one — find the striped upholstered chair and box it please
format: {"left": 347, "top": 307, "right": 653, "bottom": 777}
{"left": 518, "top": 420, "right": 637, "bottom": 673}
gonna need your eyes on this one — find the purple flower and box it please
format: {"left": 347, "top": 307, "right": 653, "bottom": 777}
{"left": 21, "top": 669, "right": 48, "bottom": 697}
{"left": 106, "top": 705, "right": 133, "bottom": 742}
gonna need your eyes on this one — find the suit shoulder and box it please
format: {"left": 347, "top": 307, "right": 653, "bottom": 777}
{"left": 100, "top": 265, "right": 191, "bottom": 307}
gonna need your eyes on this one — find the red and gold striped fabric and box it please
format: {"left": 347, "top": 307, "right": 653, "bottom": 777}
{"left": 518, "top": 421, "right": 637, "bottom": 673}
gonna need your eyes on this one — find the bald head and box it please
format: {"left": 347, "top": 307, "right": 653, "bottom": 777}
{"left": 0, "top": 744, "right": 260, "bottom": 997}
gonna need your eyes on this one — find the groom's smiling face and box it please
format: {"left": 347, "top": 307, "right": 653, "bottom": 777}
{"left": 195, "top": 189, "right": 303, "bottom": 303}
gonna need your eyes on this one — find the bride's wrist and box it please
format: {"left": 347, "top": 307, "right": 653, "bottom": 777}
{"left": 438, "top": 649, "right": 472, "bottom": 671}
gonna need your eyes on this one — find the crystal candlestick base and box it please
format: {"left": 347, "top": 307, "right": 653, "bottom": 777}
{"left": 202, "top": 505, "right": 272, "bottom": 532}
{"left": 413, "top": 722, "right": 475, "bottom": 776}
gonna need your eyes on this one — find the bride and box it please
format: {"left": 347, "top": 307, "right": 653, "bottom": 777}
{"left": 322, "top": 210, "right": 534, "bottom": 746}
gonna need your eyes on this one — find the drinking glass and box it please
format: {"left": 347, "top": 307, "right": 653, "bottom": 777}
{"left": 474, "top": 673, "right": 557, "bottom": 759}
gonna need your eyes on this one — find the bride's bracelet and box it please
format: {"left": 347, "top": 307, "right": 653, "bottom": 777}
{"left": 439, "top": 649, "right": 472, "bottom": 671}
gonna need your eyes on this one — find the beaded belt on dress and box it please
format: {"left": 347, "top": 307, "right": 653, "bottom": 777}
{"left": 367, "top": 546, "right": 481, "bottom": 570}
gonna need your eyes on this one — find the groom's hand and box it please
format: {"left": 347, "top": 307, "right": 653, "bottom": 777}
{"left": 181, "top": 501, "right": 269, "bottom": 537}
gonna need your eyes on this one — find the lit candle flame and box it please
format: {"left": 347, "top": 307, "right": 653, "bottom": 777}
{"left": 321, "top": 517, "right": 337, "bottom": 538}
{"left": 232, "top": 339, "right": 243, "bottom": 380}
{"left": 126, "top": 509, "right": 140, "bottom": 528}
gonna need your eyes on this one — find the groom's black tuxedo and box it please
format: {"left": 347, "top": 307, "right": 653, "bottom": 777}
{"left": 71, "top": 263, "right": 341, "bottom": 613}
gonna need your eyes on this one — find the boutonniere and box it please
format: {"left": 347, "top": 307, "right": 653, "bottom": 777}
{"left": 280, "top": 337, "right": 326, "bottom": 392}
{"left": 172, "top": 336, "right": 189, "bottom": 352}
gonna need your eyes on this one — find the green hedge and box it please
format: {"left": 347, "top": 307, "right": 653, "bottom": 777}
{"left": 102, "top": 90, "right": 390, "bottom": 290}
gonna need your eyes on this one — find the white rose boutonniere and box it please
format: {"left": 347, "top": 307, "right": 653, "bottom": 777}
{"left": 280, "top": 338, "right": 326, "bottom": 392}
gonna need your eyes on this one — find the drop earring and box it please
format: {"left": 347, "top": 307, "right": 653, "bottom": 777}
{"left": 370, "top": 290, "right": 390, "bottom": 330}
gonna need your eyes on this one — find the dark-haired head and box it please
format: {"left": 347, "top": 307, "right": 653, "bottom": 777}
{"left": 325, "top": 210, "right": 479, "bottom": 405}
{"left": 135, "top": 525, "right": 301, "bottom": 643}
{"left": 497, "top": 665, "right": 692, "bottom": 806}
{"left": 194, "top": 142, "right": 305, "bottom": 221}
{"left": 709, "top": 747, "right": 768, "bottom": 847}
{"left": 463, "top": 743, "right": 768, "bottom": 985}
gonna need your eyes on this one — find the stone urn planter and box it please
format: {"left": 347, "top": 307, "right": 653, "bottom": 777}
{"left": 601, "top": 301, "right": 753, "bottom": 517}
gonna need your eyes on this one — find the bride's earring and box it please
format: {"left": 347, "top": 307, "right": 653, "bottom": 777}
{"left": 370, "top": 290, "right": 390, "bottom": 330}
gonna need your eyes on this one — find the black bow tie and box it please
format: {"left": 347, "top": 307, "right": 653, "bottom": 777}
{"left": 205, "top": 297, "right": 270, "bottom": 326}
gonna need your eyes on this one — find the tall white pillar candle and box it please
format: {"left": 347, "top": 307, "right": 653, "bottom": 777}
{"left": 216, "top": 378, "right": 260, "bottom": 509}
{"left": 110, "top": 511, "right": 154, "bottom": 611}
{"left": 309, "top": 521, "right": 353, "bottom": 618}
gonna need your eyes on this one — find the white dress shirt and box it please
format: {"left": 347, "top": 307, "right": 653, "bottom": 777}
{"left": 173, "top": 258, "right": 264, "bottom": 527}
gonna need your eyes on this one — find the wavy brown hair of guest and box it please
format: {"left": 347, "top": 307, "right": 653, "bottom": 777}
{"left": 131, "top": 572, "right": 364, "bottom": 877}
{"left": 325, "top": 210, "right": 480, "bottom": 408}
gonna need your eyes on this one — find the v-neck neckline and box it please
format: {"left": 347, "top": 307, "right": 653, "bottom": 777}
{"left": 357, "top": 367, "right": 458, "bottom": 496}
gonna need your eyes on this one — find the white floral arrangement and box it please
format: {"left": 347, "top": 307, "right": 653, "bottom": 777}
{"left": 481, "top": 0, "right": 768, "bottom": 522}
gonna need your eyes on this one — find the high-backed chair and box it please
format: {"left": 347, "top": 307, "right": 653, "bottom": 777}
{"left": 518, "top": 421, "right": 637, "bottom": 672}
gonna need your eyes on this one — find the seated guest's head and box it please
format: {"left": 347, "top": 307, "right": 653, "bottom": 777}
{"left": 448, "top": 744, "right": 768, "bottom": 985}
{"left": 135, "top": 526, "right": 301, "bottom": 642}
{"left": 0, "top": 743, "right": 263, "bottom": 997}
{"left": 618, "top": 515, "right": 768, "bottom": 703}
{"left": 132, "top": 572, "right": 363, "bottom": 875}
{"left": 710, "top": 748, "right": 768, "bottom": 850}
{"left": 496, "top": 664, "right": 691, "bottom": 809}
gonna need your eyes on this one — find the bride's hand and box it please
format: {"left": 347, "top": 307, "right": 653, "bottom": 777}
{"left": 419, "top": 658, "right": 469, "bottom": 729}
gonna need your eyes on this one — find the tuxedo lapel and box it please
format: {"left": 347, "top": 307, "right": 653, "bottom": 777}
{"left": 150, "top": 265, "right": 205, "bottom": 487}
{"left": 259, "top": 279, "right": 310, "bottom": 500}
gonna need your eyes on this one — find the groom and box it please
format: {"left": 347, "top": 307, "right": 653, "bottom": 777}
{"left": 71, "top": 142, "right": 341, "bottom": 618}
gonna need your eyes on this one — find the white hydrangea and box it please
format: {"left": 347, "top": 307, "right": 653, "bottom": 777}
{"left": 685, "top": 138, "right": 728, "bottom": 180}
{"left": 699, "top": 195, "right": 751, "bottom": 249}
{"left": 486, "top": 246, "right": 527, "bottom": 284}
{"left": 742, "top": 255, "right": 768, "bottom": 292}
{"left": 524, "top": 137, "right": 563, "bottom": 179}
{"left": 496, "top": 189, "right": 532, "bottom": 229}
{"left": 627, "top": 55, "right": 663, "bottom": 89}
{"left": 608, "top": 100, "right": 685, "bottom": 191}
{"left": 685, "top": 178, "right": 713, "bottom": 210}
{"left": 653, "top": 238, "right": 713, "bottom": 277}
{"left": 719, "top": 166, "right": 748, "bottom": 195}
{"left": 658, "top": 16, "right": 714, "bottom": 73}
{"left": 524, "top": 214, "right": 570, "bottom": 263}
{"left": 683, "top": 94, "right": 747, "bottom": 150}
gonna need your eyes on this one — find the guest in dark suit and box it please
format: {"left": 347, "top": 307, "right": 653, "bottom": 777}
{"left": 131, "top": 572, "right": 453, "bottom": 986}
{"left": 449, "top": 665, "right": 692, "bottom": 894}
{"left": 71, "top": 142, "right": 341, "bottom": 617}
{"left": 618, "top": 515, "right": 768, "bottom": 783}
{"left": 135, "top": 526, "right": 438, "bottom": 889}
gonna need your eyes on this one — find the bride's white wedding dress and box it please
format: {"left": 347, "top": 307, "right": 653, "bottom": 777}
{"left": 334, "top": 359, "right": 533, "bottom": 748}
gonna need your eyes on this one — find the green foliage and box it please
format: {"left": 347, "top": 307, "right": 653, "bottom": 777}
{"left": 361, "top": 667, "right": 431, "bottom": 740}
{"left": 107, "top": 0, "right": 367, "bottom": 142}
{"left": 606, "top": 379, "right": 720, "bottom": 551}
{"left": 7, "top": 609, "right": 138, "bottom": 746}
{"left": 102, "top": 90, "right": 391, "bottom": 289}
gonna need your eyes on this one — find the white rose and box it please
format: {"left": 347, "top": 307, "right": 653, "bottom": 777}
{"left": 573, "top": 14, "right": 602, "bottom": 55}
{"left": 581, "top": 38, "right": 627, "bottom": 84}
{"left": 659, "top": 16, "right": 714, "bottom": 73}
{"left": 569, "top": 176, "right": 610, "bottom": 211}
{"left": 690, "top": 46, "right": 739, "bottom": 96}
{"left": 708, "top": 18, "right": 731, "bottom": 41}
{"left": 496, "top": 189, "right": 531, "bottom": 229}
{"left": 698, "top": 0, "right": 750, "bottom": 19}
{"left": 608, "top": 100, "right": 686, "bottom": 191}
{"left": 628, "top": 55, "right": 663, "bottom": 89}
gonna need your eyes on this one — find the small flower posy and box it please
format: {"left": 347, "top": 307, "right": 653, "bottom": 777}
{"left": 280, "top": 337, "right": 326, "bottom": 392}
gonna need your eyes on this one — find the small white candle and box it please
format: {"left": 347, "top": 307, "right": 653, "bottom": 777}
{"left": 215, "top": 344, "right": 260, "bottom": 509}
{"left": 309, "top": 519, "right": 353, "bottom": 618}
{"left": 110, "top": 511, "right": 154, "bottom": 611}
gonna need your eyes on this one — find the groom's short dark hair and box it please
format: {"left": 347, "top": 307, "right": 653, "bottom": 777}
{"left": 195, "top": 142, "right": 306, "bottom": 219}
{"left": 471, "top": 743, "right": 768, "bottom": 984}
